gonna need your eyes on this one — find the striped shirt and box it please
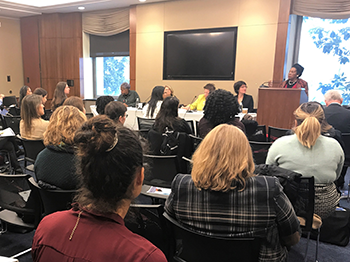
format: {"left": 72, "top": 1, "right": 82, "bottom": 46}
{"left": 165, "top": 174, "right": 300, "bottom": 262}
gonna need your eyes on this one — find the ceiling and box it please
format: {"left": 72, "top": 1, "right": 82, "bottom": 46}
{"left": 0, "top": 0, "right": 169, "bottom": 18}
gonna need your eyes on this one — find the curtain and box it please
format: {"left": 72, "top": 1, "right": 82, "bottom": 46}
{"left": 291, "top": 0, "right": 350, "bottom": 19}
{"left": 82, "top": 8, "right": 129, "bottom": 36}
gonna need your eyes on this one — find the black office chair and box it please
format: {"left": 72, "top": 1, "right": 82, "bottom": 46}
{"left": 341, "top": 133, "right": 350, "bottom": 200}
{"left": 143, "top": 154, "right": 179, "bottom": 188}
{"left": 189, "top": 134, "right": 203, "bottom": 151}
{"left": 19, "top": 137, "right": 45, "bottom": 172}
{"left": 137, "top": 117, "right": 155, "bottom": 131}
{"left": 249, "top": 141, "right": 273, "bottom": 165}
{"left": 163, "top": 212, "right": 261, "bottom": 262}
{"left": 250, "top": 125, "right": 267, "bottom": 142}
{"left": 185, "top": 120, "right": 195, "bottom": 135}
{"left": 2, "top": 96, "right": 17, "bottom": 108}
{"left": 28, "top": 179, "right": 76, "bottom": 217}
{"left": 3, "top": 115, "right": 21, "bottom": 135}
{"left": 268, "top": 126, "right": 290, "bottom": 142}
{"left": 0, "top": 174, "right": 42, "bottom": 258}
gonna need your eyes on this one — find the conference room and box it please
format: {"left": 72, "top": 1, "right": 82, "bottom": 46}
{"left": 1, "top": 0, "right": 350, "bottom": 261}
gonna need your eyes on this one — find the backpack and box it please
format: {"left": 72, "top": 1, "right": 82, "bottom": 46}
{"left": 160, "top": 127, "right": 179, "bottom": 155}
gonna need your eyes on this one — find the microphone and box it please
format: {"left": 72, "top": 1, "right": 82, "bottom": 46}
{"left": 183, "top": 95, "right": 197, "bottom": 118}
{"left": 259, "top": 81, "right": 270, "bottom": 88}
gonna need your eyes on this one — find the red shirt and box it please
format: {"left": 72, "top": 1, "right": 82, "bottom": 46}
{"left": 32, "top": 208, "right": 167, "bottom": 262}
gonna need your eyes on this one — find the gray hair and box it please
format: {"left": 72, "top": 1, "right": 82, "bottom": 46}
{"left": 120, "top": 82, "right": 130, "bottom": 90}
{"left": 325, "top": 90, "right": 342, "bottom": 102}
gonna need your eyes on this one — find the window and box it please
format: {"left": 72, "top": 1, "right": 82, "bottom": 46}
{"left": 298, "top": 17, "right": 350, "bottom": 103}
{"left": 94, "top": 56, "right": 130, "bottom": 97}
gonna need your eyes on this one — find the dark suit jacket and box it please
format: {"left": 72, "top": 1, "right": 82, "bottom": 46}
{"left": 324, "top": 103, "right": 350, "bottom": 133}
{"left": 235, "top": 94, "right": 254, "bottom": 113}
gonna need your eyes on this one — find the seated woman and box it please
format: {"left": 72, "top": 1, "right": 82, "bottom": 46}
{"left": 34, "top": 106, "right": 87, "bottom": 190}
{"left": 32, "top": 116, "right": 167, "bottom": 262}
{"left": 182, "top": 83, "right": 215, "bottom": 111}
{"left": 198, "top": 89, "right": 245, "bottom": 138}
{"left": 33, "top": 88, "right": 50, "bottom": 120}
{"left": 51, "top": 81, "right": 70, "bottom": 112}
{"left": 163, "top": 85, "right": 174, "bottom": 99}
{"left": 20, "top": 94, "right": 49, "bottom": 140}
{"left": 96, "top": 95, "right": 114, "bottom": 115}
{"left": 266, "top": 102, "right": 344, "bottom": 219}
{"left": 281, "top": 63, "right": 308, "bottom": 97}
{"left": 153, "top": 96, "right": 192, "bottom": 134}
{"left": 63, "top": 96, "right": 86, "bottom": 114}
{"left": 165, "top": 124, "right": 300, "bottom": 262}
{"left": 105, "top": 101, "right": 127, "bottom": 125}
{"left": 142, "top": 86, "right": 164, "bottom": 118}
{"left": 233, "top": 81, "right": 254, "bottom": 112}
{"left": 19, "top": 85, "right": 32, "bottom": 108}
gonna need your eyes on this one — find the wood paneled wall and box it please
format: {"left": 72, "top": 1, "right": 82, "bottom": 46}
{"left": 21, "top": 13, "right": 83, "bottom": 108}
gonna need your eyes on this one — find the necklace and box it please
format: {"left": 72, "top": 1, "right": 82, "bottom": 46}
{"left": 288, "top": 79, "right": 297, "bottom": 86}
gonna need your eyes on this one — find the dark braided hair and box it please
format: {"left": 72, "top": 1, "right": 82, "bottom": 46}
{"left": 73, "top": 115, "right": 143, "bottom": 213}
{"left": 203, "top": 89, "right": 240, "bottom": 127}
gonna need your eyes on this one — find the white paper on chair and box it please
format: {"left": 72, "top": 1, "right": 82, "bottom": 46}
{"left": 147, "top": 186, "right": 171, "bottom": 196}
{"left": 0, "top": 128, "right": 15, "bottom": 137}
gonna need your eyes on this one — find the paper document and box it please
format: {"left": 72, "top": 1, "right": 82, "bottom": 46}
{"left": 0, "top": 127, "right": 15, "bottom": 137}
{"left": 147, "top": 186, "right": 171, "bottom": 196}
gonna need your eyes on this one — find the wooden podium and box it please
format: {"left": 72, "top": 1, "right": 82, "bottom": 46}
{"left": 257, "top": 88, "right": 307, "bottom": 129}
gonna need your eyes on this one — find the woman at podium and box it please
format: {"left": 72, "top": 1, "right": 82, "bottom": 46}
{"left": 281, "top": 63, "right": 308, "bottom": 97}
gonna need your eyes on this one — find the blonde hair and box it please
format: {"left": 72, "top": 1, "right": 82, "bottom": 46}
{"left": 164, "top": 85, "right": 174, "bottom": 96}
{"left": 293, "top": 102, "right": 323, "bottom": 148}
{"left": 191, "top": 124, "right": 255, "bottom": 192}
{"left": 44, "top": 105, "right": 87, "bottom": 146}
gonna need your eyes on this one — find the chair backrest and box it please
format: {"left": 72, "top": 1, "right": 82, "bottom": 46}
{"left": 143, "top": 154, "right": 179, "bottom": 187}
{"left": 29, "top": 179, "right": 76, "bottom": 217}
{"left": 294, "top": 176, "right": 315, "bottom": 231}
{"left": 163, "top": 213, "right": 261, "bottom": 262}
{"left": 189, "top": 134, "right": 203, "bottom": 151}
{"left": 249, "top": 141, "right": 273, "bottom": 165}
{"left": 341, "top": 133, "right": 350, "bottom": 166}
{"left": 3, "top": 115, "right": 21, "bottom": 135}
{"left": 185, "top": 120, "right": 195, "bottom": 135}
{"left": 254, "top": 125, "right": 267, "bottom": 142}
{"left": 268, "top": 126, "right": 290, "bottom": 142}
{"left": 2, "top": 96, "right": 17, "bottom": 108}
{"left": 0, "top": 174, "right": 42, "bottom": 228}
{"left": 20, "top": 138, "right": 45, "bottom": 163}
{"left": 137, "top": 117, "right": 155, "bottom": 131}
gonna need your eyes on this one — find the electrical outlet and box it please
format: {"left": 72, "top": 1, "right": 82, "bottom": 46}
{"left": 7, "top": 75, "right": 11, "bottom": 82}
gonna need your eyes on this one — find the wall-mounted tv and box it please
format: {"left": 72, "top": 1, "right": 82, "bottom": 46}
{"left": 163, "top": 27, "right": 238, "bottom": 80}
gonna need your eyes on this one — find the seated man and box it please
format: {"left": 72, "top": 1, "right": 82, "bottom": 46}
{"left": 324, "top": 90, "right": 350, "bottom": 133}
{"left": 117, "top": 82, "right": 140, "bottom": 107}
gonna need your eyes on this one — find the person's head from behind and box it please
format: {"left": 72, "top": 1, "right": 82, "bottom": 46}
{"left": 33, "top": 88, "right": 48, "bottom": 105}
{"left": 192, "top": 124, "right": 254, "bottom": 192}
{"left": 294, "top": 102, "right": 324, "bottom": 148}
{"left": 19, "top": 85, "right": 32, "bottom": 107}
{"left": 163, "top": 85, "right": 174, "bottom": 99}
{"left": 233, "top": 81, "right": 247, "bottom": 95}
{"left": 120, "top": 82, "right": 130, "bottom": 95}
{"left": 324, "top": 90, "right": 343, "bottom": 106}
{"left": 203, "top": 89, "right": 240, "bottom": 127}
{"left": 44, "top": 105, "right": 87, "bottom": 146}
{"left": 73, "top": 115, "right": 144, "bottom": 213}
{"left": 154, "top": 96, "right": 179, "bottom": 132}
{"left": 203, "top": 83, "right": 216, "bottom": 99}
{"left": 63, "top": 96, "right": 86, "bottom": 114}
{"left": 21, "top": 94, "right": 44, "bottom": 134}
{"left": 105, "top": 101, "right": 127, "bottom": 125}
{"left": 96, "top": 95, "right": 114, "bottom": 115}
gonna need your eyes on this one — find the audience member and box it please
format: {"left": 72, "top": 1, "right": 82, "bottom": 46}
{"left": 34, "top": 106, "right": 87, "bottom": 190}
{"left": 20, "top": 94, "right": 49, "bottom": 140}
{"left": 32, "top": 116, "right": 167, "bottom": 262}
{"left": 182, "top": 83, "right": 216, "bottom": 111}
{"left": 51, "top": 82, "right": 70, "bottom": 111}
{"left": 152, "top": 96, "right": 192, "bottom": 134}
{"left": 233, "top": 80, "right": 254, "bottom": 112}
{"left": 96, "top": 95, "right": 114, "bottom": 115}
{"left": 266, "top": 102, "right": 344, "bottom": 219}
{"left": 117, "top": 82, "right": 140, "bottom": 107}
{"left": 165, "top": 124, "right": 300, "bottom": 262}
{"left": 33, "top": 88, "right": 48, "bottom": 105}
{"left": 143, "top": 86, "right": 164, "bottom": 118}
{"left": 163, "top": 85, "right": 174, "bottom": 99}
{"left": 63, "top": 96, "right": 86, "bottom": 113}
{"left": 198, "top": 89, "right": 245, "bottom": 138}
{"left": 19, "top": 85, "right": 32, "bottom": 108}
{"left": 324, "top": 90, "right": 350, "bottom": 133}
{"left": 105, "top": 101, "right": 127, "bottom": 125}
{"left": 281, "top": 63, "right": 308, "bottom": 96}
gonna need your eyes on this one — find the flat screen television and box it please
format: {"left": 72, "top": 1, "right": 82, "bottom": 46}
{"left": 163, "top": 27, "right": 238, "bottom": 80}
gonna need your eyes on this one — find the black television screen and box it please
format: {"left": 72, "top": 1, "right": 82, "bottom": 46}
{"left": 163, "top": 27, "right": 238, "bottom": 80}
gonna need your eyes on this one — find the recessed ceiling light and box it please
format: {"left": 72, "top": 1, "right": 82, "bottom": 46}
{"left": 78, "top": 6, "right": 85, "bottom": 10}
{"left": 3, "top": 0, "right": 85, "bottom": 8}
{"left": 139, "top": 0, "right": 146, "bottom": 2}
